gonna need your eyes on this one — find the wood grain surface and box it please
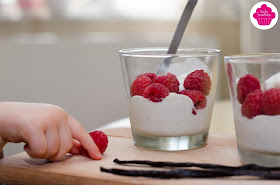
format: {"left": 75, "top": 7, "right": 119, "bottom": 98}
{"left": 0, "top": 128, "right": 279, "bottom": 185}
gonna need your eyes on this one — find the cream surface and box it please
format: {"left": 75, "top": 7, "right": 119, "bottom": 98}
{"left": 265, "top": 72, "right": 280, "bottom": 90}
{"left": 128, "top": 93, "right": 214, "bottom": 137}
{"left": 234, "top": 103, "right": 280, "bottom": 154}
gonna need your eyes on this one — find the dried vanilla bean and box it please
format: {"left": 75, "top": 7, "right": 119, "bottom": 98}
{"left": 101, "top": 167, "right": 233, "bottom": 179}
{"left": 101, "top": 167, "right": 280, "bottom": 179}
{"left": 114, "top": 158, "right": 280, "bottom": 171}
{"left": 101, "top": 159, "right": 280, "bottom": 179}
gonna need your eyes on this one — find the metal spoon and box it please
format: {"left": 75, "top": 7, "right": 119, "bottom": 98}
{"left": 157, "top": 0, "right": 198, "bottom": 75}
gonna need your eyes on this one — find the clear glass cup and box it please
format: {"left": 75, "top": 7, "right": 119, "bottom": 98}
{"left": 120, "top": 48, "right": 221, "bottom": 151}
{"left": 225, "top": 54, "right": 280, "bottom": 166}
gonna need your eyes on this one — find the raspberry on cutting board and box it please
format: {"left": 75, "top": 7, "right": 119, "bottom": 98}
{"left": 183, "top": 70, "right": 211, "bottom": 95}
{"left": 262, "top": 88, "right": 280, "bottom": 115}
{"left": 237, "top": 74, "right": 260, "bottom": 104}
{"left": 241, "top": 89, "right": 263, "bottom": 118}
{"left": 130, "top": 75, "right": 153, "bottom": 96}
{"left": 80, "top": 131, "right": 108, "bottom": 158}
{"left": 178, "top": 89, "right": 207, "bottom": 109}
{"left": 153, "top": 72, "right": 180, "bottom": 93}
{"left": 143, "top": 83, "right": 169, "bottom": 102}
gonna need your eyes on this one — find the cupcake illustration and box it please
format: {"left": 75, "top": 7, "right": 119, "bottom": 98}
{"left": 253, "top": 4, "right": 276, "bottom": 25}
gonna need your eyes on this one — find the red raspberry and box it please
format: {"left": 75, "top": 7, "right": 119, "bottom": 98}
{"left": 178, "top": 89, "right": 207, "bottom": 109}
{"left": 143, "top": 83, "right": 169, "bottom": 102}
{"left": 237, "top": 74, "right": 260, "bottom": 104}
{"left": 139, "top": 73, "right": 157, "bottom": 81}
{"left": 241, "top": 89, "right": 263, "bottom": 119}
{"left": 153, "top": 72, "right": 180, "bottom": 93}
{"left": 80, "top": 131, "right": 108, "bottom": 157}
{"left": 262, "top": 88, "right": 280, "bottom": 115}
{"left": 130, "top": 75, "right": 152, "bottom": 96}
{"left": 184, "top": 70, "right": 211, "bottom": 95}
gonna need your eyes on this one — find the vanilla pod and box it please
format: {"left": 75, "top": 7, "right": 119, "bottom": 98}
{"left": 114, "top": 158, "right": 280, "bottom": 171}
{"left": 101, "top": 167, "right": 280, "bottom": 179}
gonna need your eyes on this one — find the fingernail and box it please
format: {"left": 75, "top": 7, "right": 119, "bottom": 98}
{"left": 96, "top": 152, "right": 102, "bottom": 159}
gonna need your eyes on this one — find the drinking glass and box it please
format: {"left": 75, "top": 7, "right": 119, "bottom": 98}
{"left": 120, "top": 48, "right": 221, "bottom": 151}
{"left": 225, "top": 54, "right": 280, "bottom": 166}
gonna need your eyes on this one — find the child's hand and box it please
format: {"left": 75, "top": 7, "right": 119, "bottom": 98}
{"left": 0, "top": 102, "right": 102, "bottom": 161}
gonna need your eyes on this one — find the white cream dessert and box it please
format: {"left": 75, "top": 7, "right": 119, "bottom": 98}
{"left": 236, "top": 72, "right": 280, "bottom": 154}
{"left": 129, "top": 93, "right": 214, "bottom": 137}
{"left": 234, "top": 103, "right": 280, "bottom": 153}
{"left": 129, "top": 69, "right": 213, "bottom": 137}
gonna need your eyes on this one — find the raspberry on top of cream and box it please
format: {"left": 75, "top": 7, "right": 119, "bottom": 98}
{"left": 130, "top": 70, "right": 211, "bottom": 109}
{"left": 237, "top": 73, "right": 280, "bottom": 118}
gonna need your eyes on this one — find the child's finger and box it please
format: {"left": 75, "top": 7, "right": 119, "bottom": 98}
{"left": 24, "top": 130, "right": 47, "bottom": 158}
{"left": 44, "top": 126, "right": 60, "bottom": 159}
{"left": 67, "top": 116, "right": 102, "bottom": 160}
{"left": 48, "top": 124, "right": 73, "bottom": 161}
{"left": 69, "top": 139, "right": 81, "bottom": 155}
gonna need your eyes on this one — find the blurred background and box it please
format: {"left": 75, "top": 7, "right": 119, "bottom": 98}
{"left": 1, "top": 0, "right": 279, "bottom": 156}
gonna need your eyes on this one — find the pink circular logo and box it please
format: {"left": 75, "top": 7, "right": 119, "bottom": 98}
{"left": 250, "top": 1, "right": 278, "bottom": 30}
{"left": 253, "top": 4, "right": 276, "bottom": 25}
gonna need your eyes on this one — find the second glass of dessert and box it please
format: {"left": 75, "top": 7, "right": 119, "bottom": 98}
{"left": 225, "top": 54, "right": 280, "bottom": 166}
{"left": 120, "top": 48, "right": 221, "bottom": 151}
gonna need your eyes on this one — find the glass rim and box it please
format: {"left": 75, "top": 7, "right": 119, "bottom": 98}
{"left": 119, "top": 48, "right": 221, "bottom": 58}
{"left": 225, "top": 53, "right": 280, "bottom": 61}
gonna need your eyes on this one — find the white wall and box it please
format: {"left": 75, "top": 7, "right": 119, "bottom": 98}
{"left": 240, "top": 0, "right": 280, "bottom": 53}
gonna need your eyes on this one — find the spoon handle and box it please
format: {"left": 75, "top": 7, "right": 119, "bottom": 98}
{"left": 168, "top": 0, "right": 198, "bottom": 54}
{"left": 157, "top": 0, "right": 198, "bottom": 75}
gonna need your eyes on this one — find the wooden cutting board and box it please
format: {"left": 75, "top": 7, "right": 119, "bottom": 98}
{"left": 0, "top": 128, "right": 279, "bottom": 185}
